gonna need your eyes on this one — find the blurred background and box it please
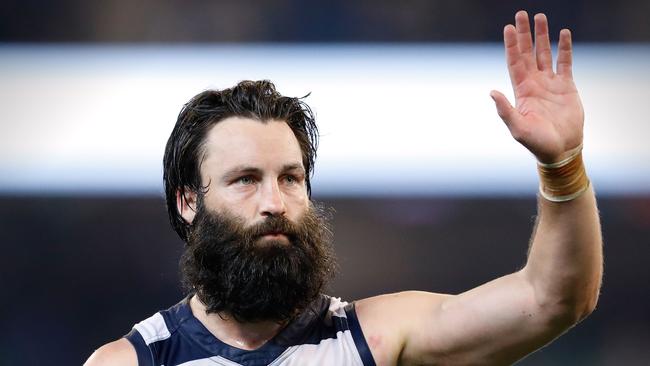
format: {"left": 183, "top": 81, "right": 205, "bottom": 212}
{"left": 1, "top": 0, "right": 649, "bottom": 365}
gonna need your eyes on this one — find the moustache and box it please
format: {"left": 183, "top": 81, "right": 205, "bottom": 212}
{"left": 245, "top": 215, "right": 302, "bottom": 243}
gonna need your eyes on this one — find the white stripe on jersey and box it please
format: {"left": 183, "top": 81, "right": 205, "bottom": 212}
{"left": 133, "top": 312, "right": 171, "bottom": 345}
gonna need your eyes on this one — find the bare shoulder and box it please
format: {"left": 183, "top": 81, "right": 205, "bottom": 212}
{"left": 84, "top": 338, "right": 138, "bottom": 366}
{"left": 354, "top": 291, "right": 451, "bottom": 366}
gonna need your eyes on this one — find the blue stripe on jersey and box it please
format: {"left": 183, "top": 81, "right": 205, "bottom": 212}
{"left": 161, "top": 297, "right": 293, "bottom": 366}
{"left": 345, "top": 303, "right": 377, "bottom": 366}
{"left": 274, "top": 298, "right": 340, "bottom": 347}
{"left": 125, "top": 295, "right": 374, "bottom": 366}
{"left": 125, "top": 328, "right": 154, "bottom": 366}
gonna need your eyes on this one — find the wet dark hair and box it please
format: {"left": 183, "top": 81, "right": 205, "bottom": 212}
{"left": 163, "top": 80, "right": 319, "bottom": 242}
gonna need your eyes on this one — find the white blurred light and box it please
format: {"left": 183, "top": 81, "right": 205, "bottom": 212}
{"left": 0, "top": 44, "right": 648, "bottom": 195}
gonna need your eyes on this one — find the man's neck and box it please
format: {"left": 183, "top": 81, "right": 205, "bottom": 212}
{"left": 189, "top": 295, "right": 287, "bottom": 351}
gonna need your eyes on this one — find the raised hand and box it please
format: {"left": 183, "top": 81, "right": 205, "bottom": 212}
{"left": 491, "top": 11, "right": 584, "bottom": 164}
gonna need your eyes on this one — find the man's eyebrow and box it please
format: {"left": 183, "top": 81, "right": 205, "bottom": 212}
{"left": 220, "top": 164, "right": 304, "bottom": 180}
{"left": 221, "top": 166, "right": 263, "bottom": 181}
{"left": 281, "top": 164, "right": 306, "bottom": 174}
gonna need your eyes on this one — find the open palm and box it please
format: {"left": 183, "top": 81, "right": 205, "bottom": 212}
{"left": 491, "top": 11, "right": 584, "bottom": 164}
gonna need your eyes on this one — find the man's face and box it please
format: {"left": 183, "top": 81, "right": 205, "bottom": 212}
{"left": 179, "top": 117, "right": 335, "bottom": 322}
{"left": 196, "top": 116, "right": 309, "bottom": 235}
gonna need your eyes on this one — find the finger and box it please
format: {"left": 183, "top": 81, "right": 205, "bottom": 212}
{"left": 504, "top": 24, "right": 527, "bottom": 87}
{"left": 556, "top": 29, "right": 573, "bottom": 78}
{"left": 534, "top": 13, "right": 553, "bottom": 73}
{"left": 515, "top": 10, "right": 535, "bottom": 69}
{"left": 490, "top": 90, "right": 519, "bottom": 127}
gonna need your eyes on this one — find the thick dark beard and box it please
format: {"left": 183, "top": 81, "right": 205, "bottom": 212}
{"left": 180, "top": 202, "right": 337, "bottom": 323}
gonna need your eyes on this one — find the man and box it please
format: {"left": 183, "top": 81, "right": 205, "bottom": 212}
{"left": 86, "top": 11, "right": 602, "bottom": 366}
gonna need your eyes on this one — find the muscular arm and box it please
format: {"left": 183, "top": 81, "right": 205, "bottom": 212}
{"left": 84, "top": 338, "right": 138, "bottom": 366}
{"left": 356, "top": 11, "right": 602, "bottom": 366}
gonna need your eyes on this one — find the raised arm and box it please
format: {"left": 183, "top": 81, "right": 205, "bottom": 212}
{"left": 355, "top": 11, "right": 602, "bottom": 365}
{"left": 490, "top": 9, "right": 602, "bottom": 325}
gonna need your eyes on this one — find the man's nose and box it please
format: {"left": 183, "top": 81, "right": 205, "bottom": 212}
{"left": 259, "top": 180, "right": 287, "bottom": 217}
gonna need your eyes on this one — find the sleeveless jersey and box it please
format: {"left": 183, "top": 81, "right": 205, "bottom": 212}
{"left": 125, "top": 295, "right": 376, "bottom": 366}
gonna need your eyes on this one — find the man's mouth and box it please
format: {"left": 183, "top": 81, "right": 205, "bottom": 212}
{"left": 258, "top": 231, "right": 290, "bottom": 245}
{"left": 262, "top": 232, "right": 286, "bottom": 238}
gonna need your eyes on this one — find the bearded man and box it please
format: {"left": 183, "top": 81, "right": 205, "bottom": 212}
{"left": 86, "top": 11, "right": 602, "bottom": 366}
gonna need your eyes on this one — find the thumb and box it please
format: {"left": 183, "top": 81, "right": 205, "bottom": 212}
{"left": 490, "top": 90, "right": 518, "bottom": 127}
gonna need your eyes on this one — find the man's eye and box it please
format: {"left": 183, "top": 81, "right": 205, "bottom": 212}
{"left": 283, "top": 175, "right": 301, "bottom": 185}
{"left": 237, "top": 176, "right": 255, "bottom": 185}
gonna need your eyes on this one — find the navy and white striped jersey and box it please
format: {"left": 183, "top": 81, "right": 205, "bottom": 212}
{"left": 125, "top": 295, "right": 376, "bottom": 366}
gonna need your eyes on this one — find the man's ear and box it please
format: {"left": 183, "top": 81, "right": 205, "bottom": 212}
{"left": 177, "top": 189, "right": 198, "bottom": 224}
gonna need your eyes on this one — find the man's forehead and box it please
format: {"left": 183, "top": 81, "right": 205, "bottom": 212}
{"left": 206, "top": 116, "right": 287, "bottom": 138}
{"left": 201, "top": 116, "right": 304, "bottom": 172}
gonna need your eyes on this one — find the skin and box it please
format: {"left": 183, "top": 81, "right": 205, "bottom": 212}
{"left": 85, "top": 11, "right": 602, "bottom": 366}
{"left": 355, "top": 11, "right": 602, "bottom": 365}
